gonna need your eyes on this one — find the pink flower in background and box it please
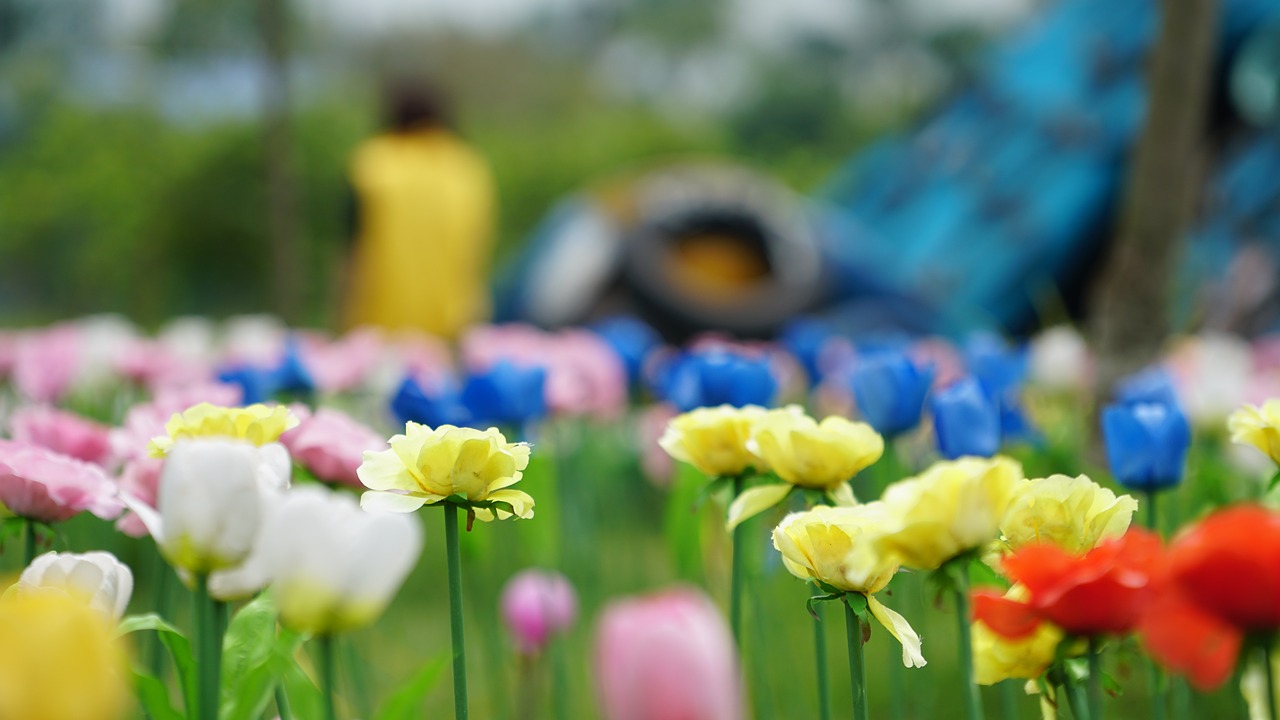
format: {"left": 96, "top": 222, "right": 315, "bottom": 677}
{"left": 280, "top": 408, "right": 385, "bottom": 487}
{"left": 299, "top": 328, "right": 384, "bottom": 393}
{"left": 11, "top": 406, "right": 113, "bottom": 467}
{"left": 908, "top": 337, "right": 965, "bottom": 389}
{"left": 116, "top": 338, "right": 212, "bottom": 391}
{"left": 595, "top": 587, "right": 743, "bottom": 720}
{"left": 544, "top": 330, "right": 627, "bottom": 419}
{"left": 12, "top": 326, "right": 81, "bottom": 403}
{"left": 115, "top": 458, "right": 162, "bottom": 537}
{"left": 0, "top": 440, "right": 122, "bottom": 523}
{"left": 0, "top": 332, "right": 18, "bottom": 380}
{"left": 501, "top": 569, "right": 578, "bottom": 655}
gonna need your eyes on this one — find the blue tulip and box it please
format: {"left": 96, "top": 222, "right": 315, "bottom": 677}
{"left": 592, "top": 316, "right": 661, "bottom": 386}
{"left": 461, "top": 360, "right": 548, "bottom": 428}
{"left": 963, "top": 333, "right": 1028, "bottom": 399}
{"left": 390, "top": 375, "right": 473, "bottom": 429}
{"left": 1101, "top": 402, "right": 1191, "bottom": 490}
{"left": 271, "top": 339, "right": 315, "bottom": 396}
{"left": 780, "top": 318, "right": 836, "bottom": 386}
{"left": 849, "top": 351, "right": 934, "bottom": 437}
{"left": 929, "top": 376, "right": 1001, "bottom": 459}
{"left": 216, "top": 365, "right": 276, "bottom": 405}
{"left": 657, "top": 349, "right": 778, "bottom": 411}
{"left": 1114, "top": 367, "right": 1180, "bottom": 407}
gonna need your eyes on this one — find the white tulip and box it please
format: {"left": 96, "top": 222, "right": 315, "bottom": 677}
{"left": 1175, "top": 332, "right": 1252, "bottom": 427}
{"left": 1029, "top": 325, "right": 1090, "bottom": 391}
{"left": 129, "top": 438, "right": 290, "bottom": 576}
{"left": 19, "top": 550, "right": 134, "bottom": 621}
{"left": 259, "top": 485, "right": 422, "bottom": 635}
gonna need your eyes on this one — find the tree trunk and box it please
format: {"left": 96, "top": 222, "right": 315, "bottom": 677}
{"left": 259, "top": 0, "right": 301, "bottom": 323}
{"left": 1090, "top": 0, "right": 1219, "bottom": 400}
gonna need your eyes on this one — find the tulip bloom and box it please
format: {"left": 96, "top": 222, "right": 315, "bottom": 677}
{"left": 595, "top": 588, "right": 743, "bottom": 720}
{"left": 461, "top": 360, "right": 548, "bottom": 428}
{"left": 974, "top": 529, "right": 1162, "bottom": 639}
{"left": 358, "top": 422, "right": 534, "bottom": 521}
{"left": 134, "top": 438, "right": 290, "bottom": 575}
{"left": 878, "top": 456, "right": 1023, "bottom": 570}
{"left": 928, "top": 377, "right": 1001, "bottom": 459}
{"left": 1229, "top": 400, "right": 1280, "bottom": 467}
{"left": 10, "top": 406, "right": 113, "bottom": 467}
{"left": 658, "top": 405, "right": 766, "bottom": 479}
{"left": 281, "top": 409, "right": 386, "bottom": 487}
{"left": 849, "top": 351, "right": 933, "bottom": 437}
{"left": 246, "top": 486, "right": 422, "bottom": 635}
{"left": 147, "top": 402, "right": 299, "bottom": 456}
{"left": 19, "top": 551, "right": 134, "bottom": 621}
{"left": 999, "top": 474, "right": 1137, "bottom": 554}
{"left": 1028, "top": 325, "right": 1090, "bottom": 391}
{"left": 391, "top": 375, "right": 474, "bottom": 429}
{"left": 1139, "top": 505, "right": 1280, "bottom": 689}
{"left": 658, "top": 349, "right": 778, "bottom": 412}
{"left": 591, "top": 316, "right": 661, "bottom": 387}
{"left": 1101, "top": 402, "right": 1191, "bottom": 490}
{"left": 772, "top": 504, "right": 926, "bottom": 667}
{"left": 727, "top": 406, "right": 883, "bottom": 528}
{"left": 0, "top": 440, "right": 122, "bottom": 524}
{"left": 501, "top": 569, "right": 578, "bottom": 655}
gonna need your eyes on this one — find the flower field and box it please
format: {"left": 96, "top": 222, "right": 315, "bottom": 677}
{"left": 2, "top": 314, "right": 1280, "bottom": 719}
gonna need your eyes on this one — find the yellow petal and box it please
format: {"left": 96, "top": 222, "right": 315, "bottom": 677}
{"left": 826, "top": 482, "right": 858, "bottom": 507}
{"left": 360, "top": 491, "right": 430, "bottom": 513}
{"left": 727, "top": 484, "right": 793, "bottom": 531}
{"left": 867, "top": 595, "right": 926, "bottom": 668}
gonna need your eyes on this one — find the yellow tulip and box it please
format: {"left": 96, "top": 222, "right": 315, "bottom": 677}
{"left": 1229, "top": 400, "right": 1280, "bottom": 466}
{"left": 148, "top": 402, "right": 299, "bottom": 456}
{"left": 999, "top": 474, "right": 1137, "bottom": 554}
{"left": 0, "top": 589, "right": 131, "bottom": 720}
{"left": 972, "top": 617, "right": 1063, "bottom": 686}
{"left": 772, "top": 504, "right": 926, "bottom": 667}
{"left": 358, "top": 423, "right": 534, "bottom": 521}
{"left": 726, "top": 407, "right": 881, "bottom": 530}
{"left": 658, "top": 405, "right": 766, "bottom": 478}
{"left": 879, "top": 456, "right": 1024, "bottom": 570}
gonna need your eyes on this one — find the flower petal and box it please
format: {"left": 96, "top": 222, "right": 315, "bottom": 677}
{"left": 359, "top": 491, "right": 430, "bottom": 514}
{"left": 726, "top": 484, "right": 793, "bottom": 532}
{"left": 867, "top": 595, "right": 927, "bottom": 668}
{"left": 826, "top": 482, "right": 858, "bottom": 507}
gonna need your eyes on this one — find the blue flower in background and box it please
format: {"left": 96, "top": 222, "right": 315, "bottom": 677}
{"left": 591, "top": 316, "right": 661, "bottom": 386}
{"left": 461, "top": 360, "right": 548, "bottom": 428}
{"left": 1101, "top": 402, "right": 1191, "bottom": 491}
{"left": 391, "top": 375, "right": 473, "bottom": 429}
{"left": 849, "top": 351, "right": 933, "bottom": 437}
{"left": 963, "top": 333, "right": 1028, "bottom": 398}
{"left": 216, "top": 337, "right": 315, "bottom": 404}
{"left": 658, "top": 349, "right": 778, "bottom": 411}
{"left": 780, "top": 318, "right": 836, "bottom": 386}
{"left": 929, "top": 376, "right": 1001, "bottom": 459}
{"left": 1115, "top": 367, "right": 1181, "bottom": 407}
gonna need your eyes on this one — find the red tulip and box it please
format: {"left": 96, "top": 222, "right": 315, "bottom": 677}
{"left": 1138, "top": 505, "right": 1280, "bottom": 689}
{"left": 974, "top": 529, "right": 1163, "bottom": 638}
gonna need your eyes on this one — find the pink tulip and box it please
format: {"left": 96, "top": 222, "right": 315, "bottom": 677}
{"left": 595, "top": 588, "right": 744, "bottom": 720}
{"left": 115, "top": 457, "right": 162, "bottom": 537}
{"left": 501, "top": 569, "right": 578, "bottom": 655}
{"left": 10, "top": 405, "right": 113, "bottom": 467}
{"left": 12, "top": 326, "right": 81, "bottom": 403}
{"left": 116, "top": 338, "right": 213, "bottom": 391}
{"left": 298, "top": 328, "right": 384, "bottom": 393}
{"left": 110, "top": 383, "right": 243, "bottom": 464}
{"left": 280, "top": 408, "right": 385, "bottom": 487}
{"left": 0, "top": 440, "right": 122, "bottom": 523}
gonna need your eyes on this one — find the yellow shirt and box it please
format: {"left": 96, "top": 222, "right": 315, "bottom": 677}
{"left": 345, "top": 129, "right": 495, "bottom": 338}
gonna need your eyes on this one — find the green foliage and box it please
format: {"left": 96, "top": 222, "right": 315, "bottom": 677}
{"left": 118, "top": 613, "right": 200, "bottom": 717}
{"left": 371, "top": 654, "right": 449, "bottom": 720}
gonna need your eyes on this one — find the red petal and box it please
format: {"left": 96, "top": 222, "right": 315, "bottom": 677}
{"left": 1139, "top": 585, "right": 1242, "bottom": 690}
{"left": 972, "top": 589, "right": 1043, "bottom": 640}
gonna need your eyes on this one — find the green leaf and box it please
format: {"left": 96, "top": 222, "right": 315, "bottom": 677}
{"left": 663, "top": 464, "right": 706, "bottom": 583}
{"left": 967, "top": 554, "right": 1007, "bottom": 589}
{"left": 372, "top": 654, "right": 449, "bottom": 720}
{"left": 118, "top": 614, "right": 198, "bottom": 718}
{"left": 806, "top": 593, "right": 841, "bottom": 621}
{"left": 276, "top": 647, "right": 325, "bottom": 720}
{"left": 220, "top": 595, "right": 284, "bottom": 720}
{"left": 132, "top": 667, "right": 186, "bottom": 720}
{"left": 692, "top": 476, "right": 732, "bottom": 511}
{"left": 843, "top": 592, "right": 869, "bottom": 618}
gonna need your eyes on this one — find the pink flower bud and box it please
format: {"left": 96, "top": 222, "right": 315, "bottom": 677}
{"left": 500, "top": 569, "right": 577, "bottom": 655}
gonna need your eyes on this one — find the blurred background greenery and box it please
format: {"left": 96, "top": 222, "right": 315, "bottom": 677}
{"left": 0, "top": 0, "right": 1017, "bottom": 327}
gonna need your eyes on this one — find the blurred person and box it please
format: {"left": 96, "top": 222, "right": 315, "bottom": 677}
{"left": 343, "top": 80, "right": 495, "bottom": 339}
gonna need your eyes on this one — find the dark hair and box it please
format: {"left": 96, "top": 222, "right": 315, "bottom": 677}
{"left": 383, "top": 80, "right": 450, "bottom": 132}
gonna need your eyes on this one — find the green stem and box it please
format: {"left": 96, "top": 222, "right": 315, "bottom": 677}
{"left": 195, "top": 574, "right": 221, "bottom": 720}
{"left": 551, "top": 633, "right": 569, "bottom": 720}
{"left": 274, "top": 683, "right": 293, "bottom": 720}
{"left": 320, "top": 634, "right": 338, "bottom": 720}
{"left": 1088, "top": 636, "right": 1103, "bottom": 720}
{"left": 444, "top": 504, "right": 469, "bottom": 720}
{"left": 1144, "top": 489, "right": 1159, "bottom": 535}
{"left": 730, "top": 475, "right": 746, "bottom": 647}
{"left": 22, "top": 518, "right": 37, "bottom": 567}
{"left": 844, "top": 598, "right": 868, "bottom": 720}
{"left": 954, "top": 579, "right": 984, "bottom": 720}
{"left": 1064, "top": 680, "right": 1090, "bottom": 720}
{"left": 1147, "top": 659, "right": 1165, "bottom": 720}
{"left": 342, "top": 636, "right": 372, "bottom": 720}
{"left": 1000, "top": 680, "right": 1019, "bottom": 720}
{"left": 148, "top": 548, "right": 173, "bottom": 683}
{"left": 813, "top": 603, "right": 831, "bottom": 720}
{"left": 885, "top": 626, "right": 905, "bottom": 720}
{"left": 1264, "top": 641, "right": 1279, "bottom": 720}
